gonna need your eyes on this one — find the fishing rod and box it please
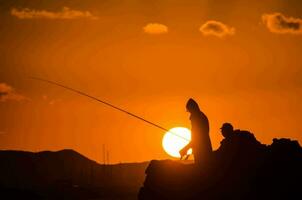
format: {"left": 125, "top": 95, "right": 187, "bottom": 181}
{"left": 29, "top": 77, "right": 189, "bottom": 141}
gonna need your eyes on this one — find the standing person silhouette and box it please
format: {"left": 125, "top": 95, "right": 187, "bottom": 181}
{"left": 179, "top": 98, "right": 212, "bottom": 167}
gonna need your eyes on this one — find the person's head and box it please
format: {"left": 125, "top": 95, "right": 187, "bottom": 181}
{"left": 220, "top": 123, "right": 234, "bottom": 138}
{"left": 186, "top": 98, "right": 200, "bottom": 113}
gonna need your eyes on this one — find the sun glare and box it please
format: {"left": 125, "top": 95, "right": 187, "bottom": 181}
{"left": 162, "top": 127, "right": 192, "bottom": 158}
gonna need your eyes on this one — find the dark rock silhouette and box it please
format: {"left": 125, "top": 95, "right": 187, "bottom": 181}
{"left": 0, "top": 149, "right": 148, "bottom": 199}
{"left": 139, "top": 136, "right": 302, "bottom": 200}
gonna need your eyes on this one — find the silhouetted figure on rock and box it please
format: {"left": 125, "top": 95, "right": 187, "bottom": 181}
{"left": 217, "top": 122, "right": 262, "bottom": 154}
{"left": 179, "top": 98, "right": 212, "bottom": 168}
{"left": 216, "top": 122, "right": 265, "bottom": 172}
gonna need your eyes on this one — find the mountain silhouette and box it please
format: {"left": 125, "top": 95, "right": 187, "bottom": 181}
{"left": 0, "top": 149, "right": 148, "bottom": 199}
{"left": 139, "top": 137, "right": 302, "bottom": 200}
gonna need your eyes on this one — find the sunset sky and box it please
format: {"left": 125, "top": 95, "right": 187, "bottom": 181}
{"left": 1, "top": 0, "right": 302, "bottom": 163}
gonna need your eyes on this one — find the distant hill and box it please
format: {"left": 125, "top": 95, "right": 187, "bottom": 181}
{"left": 139, "top": 137, "right": 302, "bottom": 200}
{"left": 0, "top": 149, "right": 149, "bottom": 199}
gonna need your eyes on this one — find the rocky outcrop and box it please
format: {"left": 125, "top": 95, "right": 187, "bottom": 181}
{"left": 139, "top": 137, "right": 302, "bottom": 200}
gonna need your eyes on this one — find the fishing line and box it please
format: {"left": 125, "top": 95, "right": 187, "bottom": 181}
{"left": 29, "top": 77, "right": 189, "bottom": 142}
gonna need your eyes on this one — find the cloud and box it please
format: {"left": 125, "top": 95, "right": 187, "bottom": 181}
{"left": 49, "top": 99, "right": 62, "bottom": 105}
{"left": 143, "top": 23, "right": 168, "bottom": 34}
{"left": 11, "top": 7, "right": 98, "bottom": 20}
{"left": 262, "top": 13, "right": 302, "bottom": 34}
{"left": 0, "top": 83, "right": 27, "bottom": 102}
{"left": 199, "top": 20, "right": 235, "bottom": 38}
{"left": 42, "top": 95, "right": 48, "bottom": 100}
{"left": 42, "top": 95, "right": 61, "bottom": 105}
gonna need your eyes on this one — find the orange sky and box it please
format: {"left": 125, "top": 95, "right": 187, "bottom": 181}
{"left": 1, "top": 0, "right": 302, "bottom": 163}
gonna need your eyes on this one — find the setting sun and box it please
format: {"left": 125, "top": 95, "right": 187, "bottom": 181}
{"left": 162, "top": 127, "right": 192, "bottom": 158}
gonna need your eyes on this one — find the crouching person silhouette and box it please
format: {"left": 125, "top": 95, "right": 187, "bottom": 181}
{"left": 179, "top": 98, "right": 213, "bottom": 168}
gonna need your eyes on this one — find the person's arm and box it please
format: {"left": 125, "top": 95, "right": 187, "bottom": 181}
{"left": 179, "top": 142, "right": 192, "bottom": 159}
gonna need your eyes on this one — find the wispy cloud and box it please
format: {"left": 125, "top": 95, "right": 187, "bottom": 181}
{"left": 42, "top": 95, "right": 61, "bottom": 105}
{"left": 0, "top": 83, "right": 28, "bottom": 102}
{"left": 11, "top": 7, "right": 98, "bottom": 20}
{"left": 262, "top": 13, "right": 302, "bottom": 34}
{"left": 143, "top": 23, "right": 168, "bottom": 34}
{"left": 199, "top": 20, "right": 235, "bottom": 38}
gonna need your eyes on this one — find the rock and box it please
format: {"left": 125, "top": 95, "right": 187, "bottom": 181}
{"left": 139, "top": 137, "right": 302, "bottom": 200}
